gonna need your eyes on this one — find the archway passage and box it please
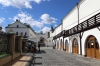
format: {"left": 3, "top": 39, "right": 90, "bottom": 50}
{"left": 60, "top": 39, "right": 63, "bottom": 50}
{"left": 72, "top": 38, "right": 79, "bottom": 54}
{"left": 57, "top": 41, "right": 59, "bottom": 49}
{"left": 65, "top": 40, "right": 69, "bottom": 51}
{"left": 86, "top": 35, "right": 100, "bottom": 59}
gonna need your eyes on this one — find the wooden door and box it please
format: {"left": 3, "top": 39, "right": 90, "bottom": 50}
{"left": 86, "top": 36, "right": 100, "bottom": 59}
{"left": 72, "top": 38, "right": 78, "bottom": 54}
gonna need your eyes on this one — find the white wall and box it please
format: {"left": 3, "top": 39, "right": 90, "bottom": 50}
{"left": 55, "top": 24, "right": 62, "bottom": 35}
{"left": 6, "top": 21, "right": 37, "bottom": 43}
{"left": 63, "top": 7, "right": 78, "bottom": 30}
{"left": 6, "top": 28, "right": 29, "bottom": 36}
{"left": 63, "top": 0, "right": 100, "bottom": 30}
{"left": 29, "top": 29, "right": 37, "bottom": 42}
{"left": 82, "top": 28, "right": 100, "bottom": 55}
{"left": 79, "top": 0, "right": 100, "bottom": 23}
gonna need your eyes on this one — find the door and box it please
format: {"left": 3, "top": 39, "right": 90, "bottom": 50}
{"left": 86, "top": 35, "right": 100, "bottom": 59}
{"left": 72, "top": 38, "right": 78, "bottom": 54}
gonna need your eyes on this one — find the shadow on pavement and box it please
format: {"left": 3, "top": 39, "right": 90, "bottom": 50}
{"left": 30, "top": 50, "right": 45, "bottom": 66}
{"left": 32, "top": 57, "right": 42, "bottom": 66}
{"left": 34, "top": 50, "right": 46, "bottom": 54}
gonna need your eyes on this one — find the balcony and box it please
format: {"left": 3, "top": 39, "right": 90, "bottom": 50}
{"left": 64, "top": 12, "right": 100, "bottom": 37}
{"left": 53, "top": 12, "right": 100, "bottom": 39}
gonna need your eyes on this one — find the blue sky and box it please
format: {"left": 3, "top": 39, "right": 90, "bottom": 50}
{"left": 0, "top": 0, "right": 80, "bottom": 33}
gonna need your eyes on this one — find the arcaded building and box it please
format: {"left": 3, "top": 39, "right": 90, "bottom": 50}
{"left": 52, "top": 0, "right": 100, "bottom": 59}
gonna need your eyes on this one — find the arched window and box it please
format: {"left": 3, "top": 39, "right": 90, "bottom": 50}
{"left": 73, "top": 38, "right": 78, "bottom": 47}
{"left": 16, "top": 32, "right": 18, "bottom": 35}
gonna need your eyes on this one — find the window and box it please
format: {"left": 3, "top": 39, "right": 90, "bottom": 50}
{"left": 96, "top": 41, "right": 99, "bottom": 49}
{"left": 16, "top": 32, "right": 18, "bottom": 35}
{"left": 86, "top": 42, "right": 91, "bottom": 48}
{"left": 21, "top": 32, "right": 23, "bottom": 36}
{"left": 17, "top": 25, "right": 19, "bottom": 28}
{"left": 25, "top": 32, "right": 27, "bottom": 35}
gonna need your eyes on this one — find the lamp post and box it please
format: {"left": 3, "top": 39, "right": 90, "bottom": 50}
{"left": 77, "top": 3, "right": 82, "bottom": 55}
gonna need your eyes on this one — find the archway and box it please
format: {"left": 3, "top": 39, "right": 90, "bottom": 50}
{"left": 60, "top": 39, "right": 63, "bottom": 50}
{"left": 57, "top": 41, "right": 59, "bottom": 49}
{"left": 85, "top": 35, "right": 100, "bottom": 59}
{"left": 65, "top": 40, "right": 68, "bottom": 51}
{"left": 39, "top": 37, "right": 45, "bottom": 47}
{"left": 72, "top": 38, "right": 79, "bottom": 54}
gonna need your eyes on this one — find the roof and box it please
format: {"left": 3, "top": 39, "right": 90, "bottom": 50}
{"left": 24, "top": 23, "right": 35, "bottom": 34}
{"left": 6, "top": 19, "right": 36, "bottom": 34}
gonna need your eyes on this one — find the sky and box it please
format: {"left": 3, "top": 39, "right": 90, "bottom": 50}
{"left": 0, "top": 0, "right": 80, "bottom": 33}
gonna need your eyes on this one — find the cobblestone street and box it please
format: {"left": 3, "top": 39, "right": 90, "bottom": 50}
{"left": 31, "top": 47, "right": 100, "bottom": 66}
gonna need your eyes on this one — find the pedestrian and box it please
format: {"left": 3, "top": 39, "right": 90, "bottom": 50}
{"left": 38, "top": 41, "right": 40, "bottom": 52}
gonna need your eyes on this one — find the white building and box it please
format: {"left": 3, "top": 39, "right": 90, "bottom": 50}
{"left": 51, "top": 0, "right": 100, "bottom": 59}
{"left": 6, "top": 19, "right": 37, "bottom": 42}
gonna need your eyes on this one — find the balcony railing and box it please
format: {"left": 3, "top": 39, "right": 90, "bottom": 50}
{"left": 53, "top": 12, "right": 100, "bottom": 39}
{"left": 64, "top": 12, "right": 100, "bottom": 37}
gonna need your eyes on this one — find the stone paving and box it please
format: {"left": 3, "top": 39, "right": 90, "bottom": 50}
{"left": 31, "top": 47, "right": 100, "bottom": 66}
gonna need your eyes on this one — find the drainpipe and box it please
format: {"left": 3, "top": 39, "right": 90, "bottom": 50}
{"left": 77, "top": 3, "right": 82, "bottom": 55}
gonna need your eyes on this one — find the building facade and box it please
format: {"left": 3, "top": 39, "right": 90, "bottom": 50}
{"left": 6, "top": 19, "right": 37, "bottom": 42}
{"left": 52, "top": 0, "right": 100, "bottom": 59}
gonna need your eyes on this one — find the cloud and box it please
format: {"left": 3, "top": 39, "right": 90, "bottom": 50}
{"left": 54, "top": 24, "right": 57, "bottom": 27}
{"left": 0, "top": 0, "right": 50, "bottom": 9}
{"left": 12, "top": 12, "right": 43, "bottom": 28}
{"left": 10, "top": 12, "right": 57, "bottom": 28}
{"left": 42, "top": 26, "right": 50, "bottom": 33}
{"left": 33, "top": 0, "right": 41, "bottom": 4}
{"left": 0, "top": 17, "right": 5, "bottom": 24}
{"left": 9, "top": 11, "right": 57, "bottom": 34}
{"left": 40, "top": 14, "right": 57, "bottom": 24}
{"left": 2, "top": 27, "right": 5, "bottom": 32}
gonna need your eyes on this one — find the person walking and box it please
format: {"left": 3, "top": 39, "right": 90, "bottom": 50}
{"left": 38, "top": 41, "right": 40, "bottom": 52}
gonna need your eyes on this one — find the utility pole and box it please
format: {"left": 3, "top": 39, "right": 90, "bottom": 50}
{"left": 77, "top": 3, "right": 82, "bottom": 55}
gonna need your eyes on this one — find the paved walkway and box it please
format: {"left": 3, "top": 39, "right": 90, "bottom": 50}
{"left": 32, "top": 47, "right": 100, "bottom": 66}
{"left": 4, "top": 47, "right": 100, "bottom": 66}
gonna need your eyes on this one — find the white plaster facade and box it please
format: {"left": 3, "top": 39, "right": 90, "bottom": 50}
{"left": 50, "top": 0, "right": 100, "bottom": 59}
{"left": 6, "top": 20, "right": 37, "bottom": 42}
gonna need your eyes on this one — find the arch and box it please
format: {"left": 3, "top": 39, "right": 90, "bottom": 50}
{"left": 65, "top": 39, "right": 69, "bottom": 52}
{"left": 72, "top": 38, "right": 79, "bottom": 54}
{"left": 54, "top": 40, "right": 56, "bottom": 48}
{"left": 57, "top": 40, "right": 59, "bottom": 49}
{"left": 85, "top": 35, "right": 100, "bottom": 59}
{"left": 60, "top": 39, "right": 63, "bottom": 50}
